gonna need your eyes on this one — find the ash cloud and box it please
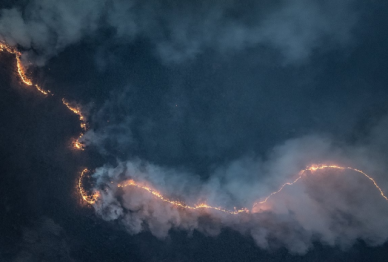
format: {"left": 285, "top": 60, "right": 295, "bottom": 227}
{"left": 0, "top": 0, "right": 356, "bottom": 65}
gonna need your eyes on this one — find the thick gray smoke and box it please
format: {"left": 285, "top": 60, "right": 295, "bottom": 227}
{"left": 0, "top": 0, "right": 356, "bottom": 65}
{"left": 2, "top": 0, "right": 387, "bottom": 254}
{"left": 80, "top": 84, "right": 388, "bottom": 252}
{"left": 89, "top": 127, "right": 388, "bottom": 253}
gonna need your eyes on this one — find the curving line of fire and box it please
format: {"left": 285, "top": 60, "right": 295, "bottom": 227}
{"left": 2, "top": 42, "right": 387, "bottom": 215}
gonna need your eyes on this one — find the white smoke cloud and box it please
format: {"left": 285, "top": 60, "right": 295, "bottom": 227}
{"left": 89, "top": 131, "right": 388, "bottom": 253}
{"left": 2, "top": 0, "right": 384, "bottom": 254}
{"left": 0, "top": 0, "right": 105, "bottom": 65}
{"left": 0, "top": 0, "right": 357, "bottom": 65}
{"left": 76, "top": 70, "right": 388, "bottom": 253}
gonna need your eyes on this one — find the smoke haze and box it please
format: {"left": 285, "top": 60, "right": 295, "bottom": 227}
{"left": 0, "top": 0, "right": 356, "bottom": 64}
{"left": 89, "top": 121, "right": 388, "bottom": 253}
{"left": 1, "top": 0, "right": 388, "bottom": 258}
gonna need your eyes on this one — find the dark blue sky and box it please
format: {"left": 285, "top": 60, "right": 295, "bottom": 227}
{"left": 1, "top": 1, "right": 388, "bottom": 261}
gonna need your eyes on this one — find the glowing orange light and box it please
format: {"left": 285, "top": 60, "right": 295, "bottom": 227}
{"left": 252, "top": 165, "right": 388, "bottom": 208}
{"left": 0, "top": 42, "right": 33, "bottom": 86}
{"left": 0, "top": 42, "right": 86, "bottom": 151}
{"left": 252, "top": 176, "right": 303, "bottom": 208}
{"left": 78, "top": 169, "right": 100, "bottom": 204}
{"left": 0, "top": 42, "right": 55, "bottom": 97}
{"left": 62, "top": 98, "right": 85, "bottom": 121}
{"left": 62, "top": 98, "right": 88, "bottom": 150}
{"left": 1, "top": 43, "right": 385, "bottom": 217}
{"left": 72, "top": 135, "right": 85, "bottom": 151}
{"left": 117, "top": 180, "right": 249, "bottom": 214}
{"left": 79, "top": 165, "right": 388, "bottom": 215}
{"left": 34, "top": 84, "right": 51, "bottom": 95}
{"left": 74, "top": 136, "right": 85, "bottom": 150}
{"left": 0, "top": 42, "right": 94, "bottom": 205}
{"left": 15, "top": 55, "right": 33, "bottom": 86}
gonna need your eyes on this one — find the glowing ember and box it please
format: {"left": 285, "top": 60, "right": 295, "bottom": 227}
{"left": 72, "top": 135, "right": 85, "bottom": 151}
{"left": 34, "top": 84, "right": 51, "bottom": 95}
{"left": 252, "top": 165, "right": 388, "bottom": 208}
{"left": 0, "top": 42, "right": 33, "bottom": 86}
{"left": 0, "top": 42, "right": 88, "bottom": 153}
{"left": 79, "top": 165, "right": 388, "bottom": 214}
{"left": 117, "top": 179, "right": 249, "bottom": 215}
{"left": 78, "top": 169, "right": 100, "bottom": 205}
{"left": 62, "top": 98, "right": 88, "bottom": 150}
{"left": 1, "top": 42, "right": 386, "bottom": 218}
{"left": 62, "top": 98, "right": 85, "bottom": 123}
{"left": 16, "top": 56, "right": 32, "bottom": 86}
{"left": 0, "top": 42, "right": 54, "bottom": 97}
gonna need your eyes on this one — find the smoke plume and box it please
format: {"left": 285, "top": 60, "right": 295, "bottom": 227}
{"left": 2, "top": 0, "right": 386, "bottom": 255}
{"left": 0, "top": 0, "right": 356, "bottom": 65}
{"left": 87, "top": 118, "right": 388, "bottom": 253}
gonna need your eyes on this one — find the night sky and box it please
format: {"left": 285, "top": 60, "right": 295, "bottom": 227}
{"left": 1, "top": 1, "right": 388, "bottom": 261}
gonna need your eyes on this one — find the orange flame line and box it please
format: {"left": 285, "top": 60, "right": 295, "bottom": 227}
{"left": 253, "top": 176, "right": 303, "bottom": 206}
{"left": 0, "top": 42, "right": 86, "bottom": 151}
{"left": 0, "top": 42, "right": 33, "bottom": 86}
{"left": 62, "top": 98, "right": 88, "bottom": 150}
{"left": 62, "top": 98, "right": 85, "bottom": 121}
{"left": 15, "top": 55, "right": 32, "bottom": 86}
{"left": 34, "top": 84, "right": 51, "bottom": 96}
{"left": 72, "top": 135, "right": 85, "bottom": 151}
{"left": 62, "top": 98, "right": 86, "bottom": 128}
{"left": 79, "top": 165, "right": 388, "bottom": 214}
{"left": 1, "top": 44, "right": 386, "bottom": 214}
{"left": 0, "top": 43, "right": 93, "bottom": 202}
{"left": 117, "top": 180, "right": 249, "bottom": 215}
{"left": 252, "top": 165, "right": 388, "bottom": 208}
{"left": 0, "top": 42, "right": 54, "bottom": 96}
{"left": 78, "top": 169, "right": 100, "bottom": 204}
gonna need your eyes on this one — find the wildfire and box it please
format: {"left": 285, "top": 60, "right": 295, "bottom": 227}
{"left": 0, "top": 41, "right": 87, "bottom": 152}
{"left": 15, "top": 55, "right": 33, "bottom": 86}
{"left": 0, "top": 42, "right": 33, "bottom": 86}
{"left": 118, "top": 180, "right": 249, "bottom": 215}
{"left": 78, "top": 169, "right": 100, "bottom": 205}
{"left": 252, "top": 165, "right": 388, "bottom": 208}
{"left": 0, "top": 42, "right": 86, "bottom": 150}
{"left": 79, "top": 165, "right": 388, "bottom": 215}
{"left": 0, "top": 42, "right": 93, "bottom": 203}
{"left": 0, "top": 42, "right": 386, "bottom": 218}
{"left": 72, "top": 135, "right": 85, "bottom": 150}
{"left": 62, "top": 98, "right": 88, "bottom": 150}
{"left": 0, "top": 42, "right": 53, "bottom": 97}
{"left": 62, "top": 98, "right": 85, "bottom": 123}
{"left": 34, "top": 84, "right": 51, "bottom": 96}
